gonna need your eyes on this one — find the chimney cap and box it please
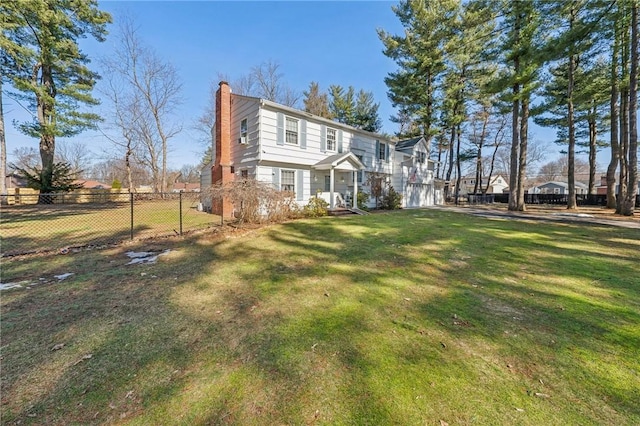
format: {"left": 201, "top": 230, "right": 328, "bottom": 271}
{"left": 219, "top": 81, "right": 229, "bottom": 87}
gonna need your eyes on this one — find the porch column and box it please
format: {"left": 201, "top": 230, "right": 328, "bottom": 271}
{"left": 353, "top": 171, "right": 358, "bottom": 209}
{"left": 329, "top": 167, "right": 335, "bottom": 209}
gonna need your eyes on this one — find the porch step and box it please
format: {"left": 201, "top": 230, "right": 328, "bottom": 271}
{"left": 327, "top": 208, "right": 356, "bottom": 216}
{"left": 348, "top": 208, "right": 369, "bottom": 215}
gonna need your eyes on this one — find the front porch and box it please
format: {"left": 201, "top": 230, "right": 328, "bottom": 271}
{"left": 311, "top": 152, "right": 365, "bottom": 209}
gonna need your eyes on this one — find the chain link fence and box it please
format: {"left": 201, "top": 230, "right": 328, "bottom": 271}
{"left": 0, "top": 192, "right": 221, "bottom": 257}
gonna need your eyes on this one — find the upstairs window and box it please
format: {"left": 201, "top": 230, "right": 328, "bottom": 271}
{"left": 281, "top": 170, "right": 296, "bottom": 192}
{"left": 356, "top": 154, "right": 364, "bottom": 183}
{"left": 285, "top": 117, "right": 299, "bottom": 145}
{"left": 240, "top": 118, "right": 248, "bottom": 138}
{"left": 378, "top": 142, "right": 387, "bottom": 161}
{"left": 326, "top": 128, "right": 336, "bottom": 151}
{"left": 417, "top": 151, "right": 426, "bottom": 164}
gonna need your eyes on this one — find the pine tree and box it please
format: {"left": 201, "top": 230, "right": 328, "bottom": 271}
{"left": 302, "top": 82, "right": 331, "bottom": 118}
{"left": 1, "top": 0, "right": 111, "bottom": 201}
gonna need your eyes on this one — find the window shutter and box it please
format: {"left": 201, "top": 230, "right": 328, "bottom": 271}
{"left": 300, "top": 120, "right": 307, "bottom": 149}
{"left": 276, "top": 113, "right": 284, "bottom": 146}
{"left": 272, "top": 167, "right": 280, "bottom": 189}
{"left": 337, "top": 130, "right": 343, "bottom": 153}
{"left": 320, "top": 125, "right": 326, "bottom": 152}
{"left": 385, "top": 143, "right": 389, "bottom": 162}
{"left": 296, "top": 170, "right": 304, "bottom": 201}
{"left": 375, "top": 140, "right": 380, "bottom": 161}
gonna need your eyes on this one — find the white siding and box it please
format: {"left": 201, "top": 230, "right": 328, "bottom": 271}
{"left": 230, "top": 96, "right": 261, "bottom": 175}
{"left": 256, "top": 165, "right": 311, "bottom": 206}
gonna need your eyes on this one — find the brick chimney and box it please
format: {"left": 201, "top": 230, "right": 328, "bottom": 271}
{"left": 211, "top": 81, "right": 234, "bottom": 219}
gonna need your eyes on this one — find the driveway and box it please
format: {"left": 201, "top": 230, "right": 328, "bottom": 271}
{"left": 428, "top": 205, "right": 640, "bottom": 230}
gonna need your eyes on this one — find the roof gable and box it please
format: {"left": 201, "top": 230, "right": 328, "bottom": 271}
{"left": 395, "top": 136, "right": 427, "bottom": 153}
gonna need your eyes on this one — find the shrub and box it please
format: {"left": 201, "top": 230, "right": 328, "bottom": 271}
{"left": 357, "top": 192, "right": 370, "bottom": 211}
{"left": 303, "top": 196, "right": 329, "bottom": 217}
{"left": 111, "top": 179, "right": 122, "bottom": 190}
{"left": 381, "top": 186, "right": 402, "bottom": 210}
{"left": 209, "top": 179, "right": 301, "bottom": 224}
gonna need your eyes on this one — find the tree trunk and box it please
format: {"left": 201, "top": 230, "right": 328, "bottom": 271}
{"left": 567, "top": 16, "right": 577, "bottom": 209}
{"left": 618, "top": 17, "right": 630, "bottom": 215}
{"left": 508, "top": 12, "right": 521, "bottom": 212}
{"left": 445, "top": 126, "right": 456, "bottom": 201}
{"left": 37, "top": 63, "right": 57, "bottom": 202}
{"left": 517, "top": 98, "right": 529, "bottom": 211}
{"left": 509, "top": 91, "right": 520, "bottom": 211}
{"left": 0, "top": 80, "right": 7, "bottom": 202}
{"left": 607, "top": 19, "right": 620, "bottom": 209}
{"left": 587, "top": 111, "right": 597, "bottom": 195}
{"left": 455, "top": 124, "right": 462, "bottom": 205}
{"left": 623, "top": 2, "right": 638, "bottom": 215}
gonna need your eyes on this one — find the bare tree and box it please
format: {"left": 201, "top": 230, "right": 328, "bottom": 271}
{"left": 102, "top": 17, "right": 182, "bottom": 193}
{"left": 9, "top": 146, "right": 39, "bottom": 171}
{"left": 55, "top": 141, "right": 93, "bottom": 178}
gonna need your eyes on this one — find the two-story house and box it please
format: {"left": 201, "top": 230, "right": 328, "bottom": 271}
{"left": 204, "top": 81, "right": 441, "bottom": 218}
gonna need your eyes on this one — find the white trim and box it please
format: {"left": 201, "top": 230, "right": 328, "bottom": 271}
{"left": 285, "top": 116, "right": 299, "bottom": 145}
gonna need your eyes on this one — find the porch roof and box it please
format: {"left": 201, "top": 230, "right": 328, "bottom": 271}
{"left": 312, "top": 152, "right": 365, "bottom": 171}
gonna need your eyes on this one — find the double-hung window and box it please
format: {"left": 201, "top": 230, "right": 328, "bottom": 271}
{"left": 281, "top": 170, "right": 296, "bottom": 193}
{"left": 285, "top": 117, "right": 299, "bottom": 145}
{"left": 356, "top": 154, "right": 364, "bottom": 183}
{"left": 417, "top": 151, "right": 426, "bottom": 164}
{"left": 239, "top": 118, "right": 248, "bottom": 143}
{"left": 378, "top": 142, "right": 387, "bottom": 161}
{"left": 326, "top": 128, "right": 336, "bottom": 151}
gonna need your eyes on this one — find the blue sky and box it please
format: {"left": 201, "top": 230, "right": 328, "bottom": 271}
{"left": 4, "top": 0, "right": 571, "bottom": 173}
{"left": 4, "top": 1, "right": 408, "bottom": 170}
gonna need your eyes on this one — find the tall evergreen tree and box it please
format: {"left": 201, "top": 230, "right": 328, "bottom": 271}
{"left": 378, "top": 0, "right": 457, "bottom": 147}
{"left": 1, "top": 0, "right": 111, "bottom": 201}
{"left": 302, "top": 81, "right": 331, "bottom": 118}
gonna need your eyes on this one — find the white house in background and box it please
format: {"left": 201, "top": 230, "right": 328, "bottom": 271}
{"left": 457, "top": 174, "right": 509, "bottom": 194}
{"left": 529, "top": 181, "right": 588, "bottom": 195}
{"left": 202, "top": 81, "right": 442, "bottom": 219}
{"left": 392, "top": 136, "right": 442, "bottom": 207}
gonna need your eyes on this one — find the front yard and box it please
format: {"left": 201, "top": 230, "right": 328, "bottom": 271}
{"left": 1, "top": 209, "right": 638, "bottom": 425}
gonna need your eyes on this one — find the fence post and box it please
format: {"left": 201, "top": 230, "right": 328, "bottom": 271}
{"left": 130, "top": 192, "right": 134, "bottom": 240}
{"left": 179, "top": 192, "right": 183, "bottom": 235}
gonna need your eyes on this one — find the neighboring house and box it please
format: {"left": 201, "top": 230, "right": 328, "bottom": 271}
{"left": 458, "top": 174, "right": 509, "bottom": 194}
{"left": 4, "top": 173, "right": 29, "bottom": 189}
{"left": 170, "top": 182, "right": 200, "bottom": 193}
{"left": 204, "top": 81, "right": 442, "bottom": 218}
{"left": 596, "top": 175, "right": 640, "bottom": 195}
{"left": 530, "top": 181, "right": 588, "bottom": 195}
{"left": 392, "top": 136, "right": 442, "bottom": 208}
{"left": 72, "top": 180, "right": 111, "bottom": 189}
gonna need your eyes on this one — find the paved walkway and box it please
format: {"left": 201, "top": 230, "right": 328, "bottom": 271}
{"left": 427, "top": 205, "right": 640, "bottom": 230}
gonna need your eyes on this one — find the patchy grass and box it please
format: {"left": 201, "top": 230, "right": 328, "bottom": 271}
{"left": 0, "top": 200, "right": 218, "bottom": 256}
{"left": 1, "top": 209, "right": 639, "bottom": 425}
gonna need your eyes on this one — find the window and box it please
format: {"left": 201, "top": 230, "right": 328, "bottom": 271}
{"left": 240, "top": 118, "right": 248, "bottom": 138}
{"left": 356, "top": 155, "right": 364, "bottom": 183}
{"left": 416, "top": 151, "right": 426, "bottom": 164}
{"left": 285, "top": 117, "right": 298, "bottom": 145}
{"left": 324, "top": 175, "right": 331, "bottom": 191}
{"left": 241, "top": 169, "right": 248, "bottom": 179}
{"left": 378, "top": 142, "right": 387, "bottom": 161}
{"left": 281, "top": 170, "right": 295, "bottom": 192}
{"left": 326, "top": 128, "right": 336, "bottom": 151}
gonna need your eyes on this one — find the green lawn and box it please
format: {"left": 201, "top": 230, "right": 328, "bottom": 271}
{"left": 1, "top": 209, "right": 638, "bottom": 425}
{"left": 0, "top": 199, "right": 219, "bottom": 256}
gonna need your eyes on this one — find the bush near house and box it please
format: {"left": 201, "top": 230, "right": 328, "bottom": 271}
{"left": 381, "top": 185, "right": 402, "bottom": 210}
